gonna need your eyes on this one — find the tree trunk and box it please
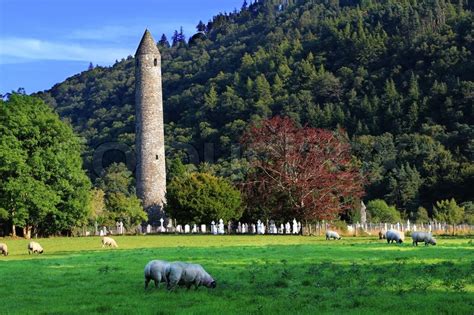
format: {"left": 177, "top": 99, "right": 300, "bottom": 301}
{"left": 12, "top": 223, "right": 16, "bottom": 237}
{"left": 23, "top": 226, "right": 31, "bottom": 239}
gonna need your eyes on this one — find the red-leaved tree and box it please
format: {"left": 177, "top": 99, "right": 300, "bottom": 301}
{"left": 241, "top": 116, "right": 364, "bottom": 221}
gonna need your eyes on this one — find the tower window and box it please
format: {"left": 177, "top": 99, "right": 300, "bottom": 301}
{"left": 156, "top": 155, "right": 159, "bottom": 160}
{"left": 154, "top": 58, "right": 158, "bottom": 66}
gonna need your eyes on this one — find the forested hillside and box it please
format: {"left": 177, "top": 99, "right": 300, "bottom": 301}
{"left": 38, "top": 0, "right": 473, "bottom": 219}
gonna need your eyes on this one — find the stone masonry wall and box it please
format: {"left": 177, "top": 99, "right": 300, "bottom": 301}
{"left": 135, "top": 48, "right": 166, "bottom": 214}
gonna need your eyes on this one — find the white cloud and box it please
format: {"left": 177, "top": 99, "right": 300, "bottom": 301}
{"left": 68, "top": 25, "right": 138, "bottom": 41}
{"left": 0, "top": 37, "right": 133, "bottom": 64}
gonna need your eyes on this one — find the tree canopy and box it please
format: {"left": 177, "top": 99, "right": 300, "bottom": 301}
{"left": 0, "top": 94, "right": 91, "bottom": 237}
{"left": 166, "top": 171, "right": 243, "bottom": 224}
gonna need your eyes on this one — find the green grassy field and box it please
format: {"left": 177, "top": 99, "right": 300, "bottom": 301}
{"left": 1, "top": 235, "right": 473, "bottom": 314}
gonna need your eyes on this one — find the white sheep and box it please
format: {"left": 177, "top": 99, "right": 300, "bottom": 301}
{"left": 0, "top": 243, "right": 8, "bottom": 256}
{"left": 144, "top": 260, "right": 170, "bottom": 289}
{"left": 411, "top": 232, "right": 436, "bottom": 246}
{"left": 325, "top": 230, "right": 342, "bottom": 240}
{"left": 385, "top": 230, "right": 405, "bottom": 244}
{"left": 101, "top": 237, "right": 118, "bottom": 248}
{"left": 166, "top": 262, "right": 216, "bottom": 290}
{"left": 28, "top": 241, "right": 44, "bottom": 254}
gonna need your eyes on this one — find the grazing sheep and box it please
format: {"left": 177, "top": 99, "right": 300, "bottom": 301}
{"left": 144, "top": 260, "right": 170, "bottom": 289}
{"left": 28, "top": 241, "right": 43, "bottom": 254}
{"left": 102, "top": 237, "right": 118, "bottom": 248}
{"left": 378, "top": 230, "right": 386, "bottom": 240}
{"left": 0, "top": 243, "right": 8, "bottom": 256}
{"left": 167, "top": 262, "right": 216, "bottom": 290}
{"left": 385, "top": 230, "right": 405, "bottom": 244}
{"left": 411, "top": 232, "right": 436, "bottom": 246}
{"left": 325, "top": 230, "right": 342, "bottom": 240}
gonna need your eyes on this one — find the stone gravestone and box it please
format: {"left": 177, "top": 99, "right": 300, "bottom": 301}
{"left": 269, "top": 221, "right": 276, "bottom": 234}
{"left": 201, "top": 224, "right": 207, "bottom": 233}
{"left": 251, "top": 223, "right": 256, "bottom": 234}
{"left": 227, "top": 221, "right": 233, "bottom": 234}
{"left": 293, "top": 219, "right": 298, "bottom": 234}
{"left": 211, "top": 221, "right": 217, "bottom": 235}
{"left": 184, "top": 224, "right": 190, "bottom": 234}
{"left": 285, "top": 222, "right": 291, "bottom": 234}
{"left": 116, "top": 221, "right": 121, "bottom": 234}
{"left": 167, "top": 219, "right": 174, "bottom": 233}
{"left": 146, "top": 224, "right": 152, "bottom": 234}
{"left": 159, "top": 218, "right": 165, "bottom": 232}
{"left": 237, "top": 222, "right": 242, "bottom": 234}
{"left": 192, "top": 224, "right": 197, "bottom": 233}
{"left": 94, "top": 221, "right": 99, "bottom": 236}
{"left": 218, "top": 219, "right": 225, "bottom": 235}
{"left": 176, "top": 225, "right": 183, "bottom": 233}
{"left": 242, "top": 223, "right": 247, "bottom": 234}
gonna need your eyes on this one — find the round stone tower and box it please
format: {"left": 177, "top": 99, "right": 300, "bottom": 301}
{"left": 135, "top": 29, "right": 166, "bottom": 216}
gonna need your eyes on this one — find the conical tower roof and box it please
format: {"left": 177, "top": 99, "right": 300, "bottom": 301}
{"left": 135, "top": 29, "right": 160, "bottom": 56}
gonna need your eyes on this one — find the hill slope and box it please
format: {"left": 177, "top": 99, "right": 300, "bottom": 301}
{"left": 38, "top": 0, "right": 473, "bottom": 216}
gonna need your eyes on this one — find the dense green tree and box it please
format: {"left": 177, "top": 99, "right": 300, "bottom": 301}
{"left": 385, "top": 164, "right": 423, "bottom": 214}
{"left": 433, "top": 198, "right": 465, "bottom": 234}
{"left": 414, "top": 206, "right": 430, "bottom": 223}
{"left": 0, "top": 94, "right": 91, "bottom": 237}
{"left": 461, "top": 201, "right": 474, "bottom": 225}
{"left": 366, "top": 199, "right": 401, "bottom": 223}
{"left": 166, "top": 172, "right": 243, "bottom": 224}
{"left": 96, "top": 163, "right": 147, "bottom": 228}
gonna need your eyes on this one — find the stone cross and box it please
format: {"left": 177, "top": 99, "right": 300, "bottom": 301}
{"left": 218, "top": 219, "right": 225, "bottom": 234}
{"left": 211, "top": 221, "right": 217, "bottom": 235}
{"left": 285, "top": 222, "right": 291, "bottom": 234}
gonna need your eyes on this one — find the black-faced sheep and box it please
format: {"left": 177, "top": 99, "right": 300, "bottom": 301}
{"left": 411, "top": 231, "right": 436, "bottom": 246}
{"left": 28, "top": 241, "right": 43, "bottom": 254}
{"left": 325, "top": 230, "right": 342, "bottom": 240}
{"left": 166, "top": 262, "right": 216, "bottom": 290}
{"left": 102, "top": 237, "right": 118, "bottom": 248}
{"left": 0, "top": 243, "right": 8, "bottom": 256}
{"left": 385, "top": 230, "right": 405, "bottom": 244}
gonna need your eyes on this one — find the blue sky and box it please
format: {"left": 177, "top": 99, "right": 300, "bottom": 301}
{"left": 0, "top": 0, "right": 243, "bottom": 95}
